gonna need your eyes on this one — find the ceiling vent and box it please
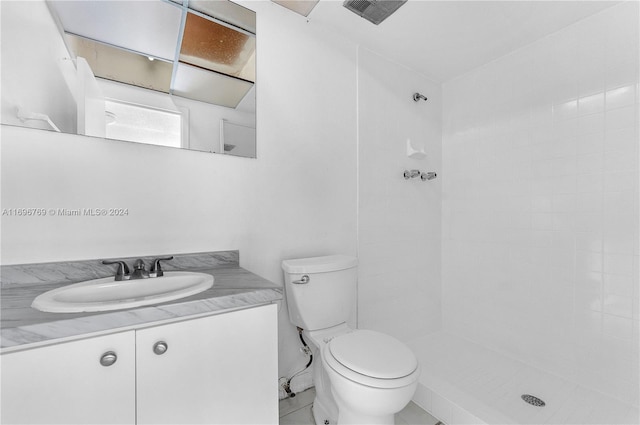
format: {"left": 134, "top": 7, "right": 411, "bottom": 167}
{"left": 343, "top": 0, "right": 407, "bottom": 25}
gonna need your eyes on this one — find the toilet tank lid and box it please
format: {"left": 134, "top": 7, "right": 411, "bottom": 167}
{"left": 282, "top": 255, "right": 358, "bottom": 274}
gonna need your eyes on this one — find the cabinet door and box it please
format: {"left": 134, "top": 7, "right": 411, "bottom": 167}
{"left": 1, "top": 331, "right": 136, "bottom": 424}
{"left": 136, "top": 304, "right": 278, "bottom": 425}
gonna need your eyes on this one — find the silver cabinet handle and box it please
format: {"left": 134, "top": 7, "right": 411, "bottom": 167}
{"left": 100, "top": 351, "right": 117, "bottom": 367}
{"left": 293, "top": 275, "right": 310, "bottom": 284}
{"left": 153, "top": 341, "right": 168, "bottom": 355}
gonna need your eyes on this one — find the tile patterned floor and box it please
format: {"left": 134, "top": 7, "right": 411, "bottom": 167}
{"left": 279, "top": 387, "right": 440, "bottom": 425}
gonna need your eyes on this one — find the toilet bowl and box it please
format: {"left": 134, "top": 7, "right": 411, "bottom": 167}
{"left": 321, "top": 329, "right": 420, "bottom": 425}
{"left": 282, "top": 255, "right": 420, "bottom": 425}
{"left": 302, "top": 325, "right": 420, "bottom": 425}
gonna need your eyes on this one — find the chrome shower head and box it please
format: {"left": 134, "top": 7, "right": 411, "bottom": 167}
{"left": 413, "top": 93, "right": 428, "bottom": 102}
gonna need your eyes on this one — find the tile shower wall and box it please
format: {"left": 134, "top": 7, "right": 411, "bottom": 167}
{"left": 442, "top": 2, "right": 639, "bottom": 406}
{"left": 357, "top": 48, "right": 442, "bottom": 342}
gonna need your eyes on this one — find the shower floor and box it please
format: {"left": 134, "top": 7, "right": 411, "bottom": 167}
{"left": 408, "top": 332, "right": 639, "bottom": 424}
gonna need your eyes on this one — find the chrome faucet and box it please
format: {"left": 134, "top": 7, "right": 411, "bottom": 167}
{"left": 130, "top": 259, "right": 150, "bottom": 280}
{"left": 102, "top": 257, "right": 174, "bottom": 280}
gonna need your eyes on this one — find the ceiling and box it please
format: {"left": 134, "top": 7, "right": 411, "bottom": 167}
{"left": 306, "top": 1, "right": 619, "bottom": 82}
{"left": 49, "top": 0, "right": 256, "bottom": 108}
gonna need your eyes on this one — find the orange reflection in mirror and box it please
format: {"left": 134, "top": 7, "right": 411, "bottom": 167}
{"left": 180, "top": 12, "right": 255, "bottom": 82}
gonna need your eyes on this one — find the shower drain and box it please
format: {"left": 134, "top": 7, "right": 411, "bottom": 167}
{"left": 521, "top": 394, "right": 546, "bottom": 407}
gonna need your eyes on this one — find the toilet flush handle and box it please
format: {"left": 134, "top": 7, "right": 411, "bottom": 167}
{"left": 293, "top": 275, "right": 310, "bottom": 284}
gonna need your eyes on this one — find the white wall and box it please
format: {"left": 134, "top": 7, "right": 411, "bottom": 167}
{"left": 0, "top": 0, "right": 77, "bottom": 133}
{"left": 1, "top": 1, "right": 357, "bottom": 394}
{"left": 357, "top": 48, "right": 442, "bottom": 343}
{"left": 442, "top": 2, "right": 639, "bottom": 406}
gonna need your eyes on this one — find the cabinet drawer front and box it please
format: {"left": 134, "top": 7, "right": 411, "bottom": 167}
{"left": 136, "top": 304, "right": 278, "bottom": 425}
{"left": 1, "top": 331, "right": 136, "bottom": 425}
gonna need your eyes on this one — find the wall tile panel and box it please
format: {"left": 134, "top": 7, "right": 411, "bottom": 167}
{"left": 357, "top": 48, "right": 442, "bottom": 341}
{"left": 442, "top": 2, "right": 639, "bottom": 404}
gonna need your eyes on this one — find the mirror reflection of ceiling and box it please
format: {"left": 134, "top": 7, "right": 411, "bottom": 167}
{"left": 48, "top": 0, "right": 256, "bottom": 109}
{"left": 271, "top": 0, "right": 320, "bottom": 17}
{"left": 180, "top": 12, "right": 255, "bottom": 81}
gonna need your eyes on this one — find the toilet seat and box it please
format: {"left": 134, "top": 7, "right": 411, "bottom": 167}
{"left": 322, "top": 330, "right": 420, "bottom": 389}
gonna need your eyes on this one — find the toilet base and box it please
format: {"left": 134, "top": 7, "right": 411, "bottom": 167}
{"left": 312, "top": 397, "right": 337, "bottom": 425}
{"left": 332, "top": 388, "right": 397, "bottom": 425}
{"left": 314, "top": 393, "right": 397, "bottom": 425}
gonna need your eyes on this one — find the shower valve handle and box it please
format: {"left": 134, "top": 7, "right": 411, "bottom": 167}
{"left": 421, "top": 172, "right": 437, "bottom": 181}
{"left": 403, "top": 169, "right": 421, "bottom": 179}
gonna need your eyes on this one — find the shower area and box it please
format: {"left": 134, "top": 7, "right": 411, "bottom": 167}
{"left": 356, "top": 2, "right": 638, "bottom": 423}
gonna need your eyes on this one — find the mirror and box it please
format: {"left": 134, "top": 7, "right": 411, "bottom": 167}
{"left": 0, "top": 0, "right": 256, "bottom": 158}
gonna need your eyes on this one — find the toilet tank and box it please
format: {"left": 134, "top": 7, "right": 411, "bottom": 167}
{"left": 282, "top": 255, "right": 358, "bottom": 331}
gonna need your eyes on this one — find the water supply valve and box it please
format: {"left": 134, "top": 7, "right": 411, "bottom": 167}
{"left": 403, "top": 170, "right": 437, "bottom": 181}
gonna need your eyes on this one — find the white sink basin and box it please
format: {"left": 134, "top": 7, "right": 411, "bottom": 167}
{"left": 32, "top": 272, "right": 214, "bottom": 313}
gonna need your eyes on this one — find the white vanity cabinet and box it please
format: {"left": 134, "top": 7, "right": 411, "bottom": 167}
{"left": 136, "top": 303, "right": 278, "bottom": 424}
{"left": 1, "top": 331, "right": 136, "bottom": 424}
{"left": 1, "top": 303, "right": 278, "bottom": 425}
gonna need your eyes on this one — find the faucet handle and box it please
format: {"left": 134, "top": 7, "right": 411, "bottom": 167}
{"left": 102, "top": 260, "right": 130, "bottom": 281}
{"left": 150, "top": 256, "right": 174, "bottom": 277}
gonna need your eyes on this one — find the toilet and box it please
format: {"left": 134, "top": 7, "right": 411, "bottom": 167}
{"left": 282, "top": 255, "right": 420, "bottom": 425}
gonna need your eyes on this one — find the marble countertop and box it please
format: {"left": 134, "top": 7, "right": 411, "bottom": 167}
{"left": 1, "top": 266, "right": 282, "bottom": 352}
